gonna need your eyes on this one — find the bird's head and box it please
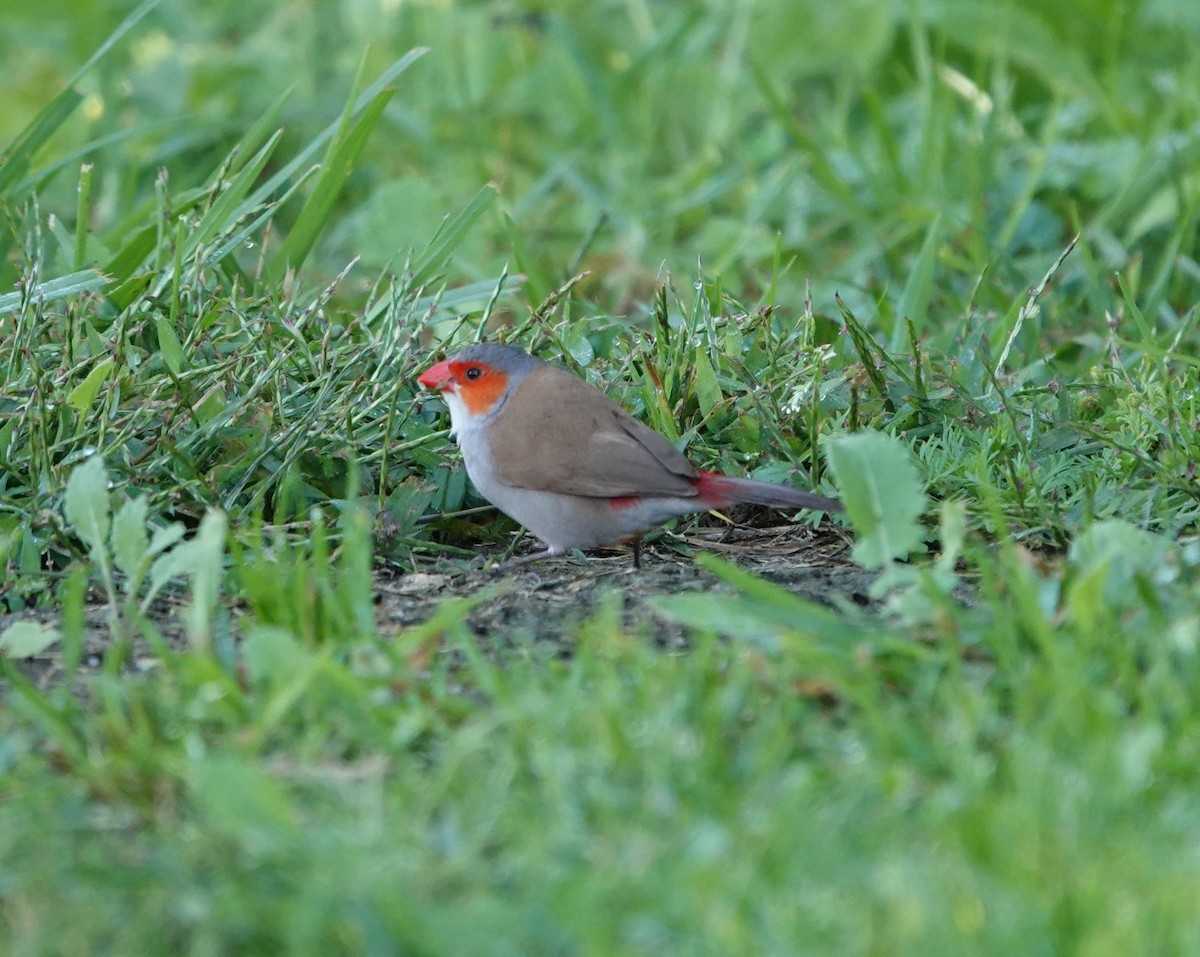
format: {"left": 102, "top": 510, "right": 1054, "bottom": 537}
{"left": 418, "top": 343, "right": 539, "bottom": 427}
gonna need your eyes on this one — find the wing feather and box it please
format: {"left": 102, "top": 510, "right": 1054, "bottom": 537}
{"left": 487, "top": 365, "right": 698, "bottom": 498}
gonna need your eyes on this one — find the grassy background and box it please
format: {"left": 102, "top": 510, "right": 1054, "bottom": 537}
{"left": 3, "top": 0, "right": 1200, "bottom": 952}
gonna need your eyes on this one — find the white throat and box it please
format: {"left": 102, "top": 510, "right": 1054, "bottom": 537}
{"left": 441, "top": 389, "right": 471, "bottom": 439}
{"left": 440, "top": 382, "right": 511, "bottom": 443}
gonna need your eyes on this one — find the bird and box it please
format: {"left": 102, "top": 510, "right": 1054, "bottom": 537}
{"left": 417, "top": 342, "right": 841, "bottom": 567}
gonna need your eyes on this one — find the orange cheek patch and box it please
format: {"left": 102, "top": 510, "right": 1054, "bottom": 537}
{"left": 452, "top": 363, "right": 508, "bottom": 415}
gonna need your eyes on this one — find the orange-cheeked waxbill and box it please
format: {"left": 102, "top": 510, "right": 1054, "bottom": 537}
{"left": 418, "top": 343, "right": 841, "bottom": 565}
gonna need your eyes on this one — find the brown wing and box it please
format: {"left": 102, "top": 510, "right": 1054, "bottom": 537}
{"left": 488, "top": 365, "right": 699, "bottom": 498}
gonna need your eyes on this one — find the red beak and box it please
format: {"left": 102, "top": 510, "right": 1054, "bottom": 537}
{"left": 418, "top": 360, "right": 454, "bottom": 391}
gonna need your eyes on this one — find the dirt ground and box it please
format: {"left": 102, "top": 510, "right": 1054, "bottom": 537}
{"left": 377, "top": 523, "right": 866, "bottom": 648}
{"left": 3, "top": 520, "right": 869, "bottom": 686}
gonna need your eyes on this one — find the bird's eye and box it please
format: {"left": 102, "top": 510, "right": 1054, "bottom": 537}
{"left": 464, "top": 366, "right": 483, "bottom": 380}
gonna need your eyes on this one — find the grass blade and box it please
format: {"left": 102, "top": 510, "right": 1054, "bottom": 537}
{"left": 0, "top": 269, "right": 110, "bottom": 316}
{"left": 408, "top": 184, "right": 498, "bottom": 289}
{"left": 0, "top": 0, "right": 163, "bottom": 198}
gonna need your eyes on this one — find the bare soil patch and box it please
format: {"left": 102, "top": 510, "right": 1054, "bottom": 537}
{"left": 3, "top": 522, "right": 867, "bottom": 685}
{"left": 378, "top": 524, "right": 867, "bottom": 653}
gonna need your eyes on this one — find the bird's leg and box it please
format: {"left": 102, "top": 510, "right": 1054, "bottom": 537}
{"left": 491, "top": 548, "right": 555, "bottom": 572}
{"left": 631, "top": 537, "right": 643, "bottom": 569}
{"left": 499, "top": 527, "right": 529, "bottom": 565}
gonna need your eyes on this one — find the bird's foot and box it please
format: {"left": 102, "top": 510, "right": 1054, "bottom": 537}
{"left": 490, "top": 548, "right": 556, "bottom": 573}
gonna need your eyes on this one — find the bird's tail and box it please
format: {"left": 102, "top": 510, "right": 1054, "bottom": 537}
{"left": 694, "top": 472, "right": 842, "bottom": 513}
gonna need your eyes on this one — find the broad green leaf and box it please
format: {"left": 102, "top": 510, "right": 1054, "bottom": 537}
{"left": 64, "top": 456, "right": 111, "bottom": 554}
{"left": 825, "top": 430, "right": 927, "bottom": 568}
{"left": 61, "top": 565, "right": 88, "bottom": 676}
{"left": 693, "top": 346, "right": 722, "bottom": 418}
{"left": 146, "top": 522, "right": 187, "bottom": 561}
{"left": 66, "top": 357, "right": 114, "bottom": 414}
{"left": 563, "top": 327, "right": 595, "bottom": 366}
{"left": 1066, "top": 562, "right": 1108, "bottom": 636}
{"left": 111, "top": 496, "right": 150, "bottom": 579}
{"left": 1069, "top": 520, "right": 1177, "bottom": 608}
{"left": 186, "top": 510, "right": 229, "bottom": 652}
{"left": 194, "top": 388, "right": 227, "bottom": 425}
{"left": 147, "top": 543, "right": 192, "bottom": 604}
{"left": 936, "top": 499, "right": 967, "bottom": 573}
{"left": 0, "top": 621, "right": 60, "bottom": 659}
{"left": 155, "top": 316, "right": 186, "bottom": 375}
{"left": 728, "top": 413, "right": 760, "bottom": 454}
{"left": 141, "top": 514, "right": 225, "bottom": 621}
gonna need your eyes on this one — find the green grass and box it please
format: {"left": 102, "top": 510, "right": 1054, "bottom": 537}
{"left": 3, "top": 0, "right": 1200, "bottom": 952}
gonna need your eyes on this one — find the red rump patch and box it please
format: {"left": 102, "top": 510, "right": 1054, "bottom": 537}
{"left": 693, "top": 472, "right": 731, "bottom": 507}
{"left": 607, "top": 495, "right": 642, "bottom": 510}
